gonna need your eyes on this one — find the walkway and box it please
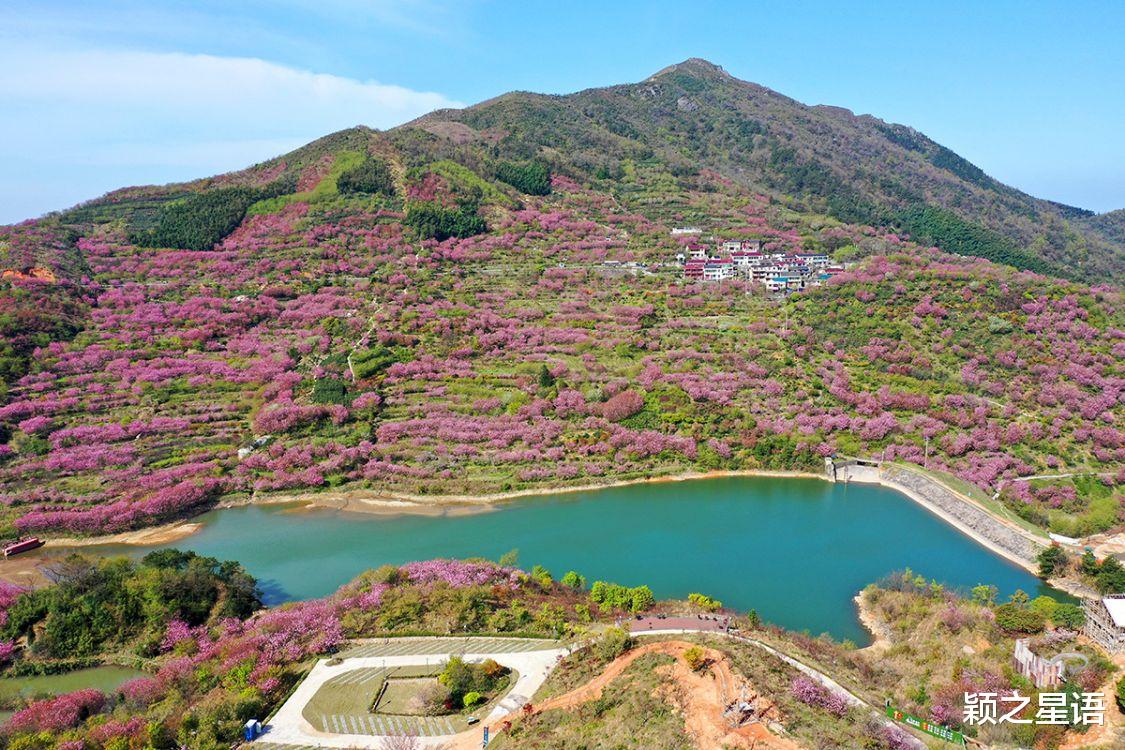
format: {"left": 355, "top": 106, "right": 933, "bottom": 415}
{"left": 262, "top": 638, "right": 568, "bottom": 748}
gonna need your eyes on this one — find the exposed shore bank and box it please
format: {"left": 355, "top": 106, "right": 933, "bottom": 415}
{"left": 854, "top": 591, "right": 893, "bottom": 653}
{"left": 47, "top": 522, "right": 204, "bottom": 548}
{"left": 247, "top": 468, "right": 828, "bottom": 516}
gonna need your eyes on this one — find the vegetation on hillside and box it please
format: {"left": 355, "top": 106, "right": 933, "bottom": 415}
{"left": 129, "top": 187, "right": 263, "bottom": 251}
{"left": 0, "top": 132, "right": 1120, "bottom": 539}
{"left": 1, "top": 551, "right": 261, "bottom": 661}
{"left": 337, "top": 157, "right": 396, "bottom": 196}
{"left": 495, "top": 160, "right": 551, "bottom": 195}
{"left": 0, "top": 556, "right": 1110, "bottom": 750}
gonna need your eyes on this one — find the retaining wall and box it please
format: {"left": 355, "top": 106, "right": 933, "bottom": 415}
{"left": 831, "top": 460, "right": 1044, "bottom": 565}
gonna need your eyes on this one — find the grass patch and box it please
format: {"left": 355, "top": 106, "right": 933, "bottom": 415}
{"left": 248, "top": 150, "right": 368, "bottom": 215}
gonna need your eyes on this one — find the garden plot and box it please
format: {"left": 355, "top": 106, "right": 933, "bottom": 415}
{"left": 265, "top": 639, "right": 570, "bottom": 748}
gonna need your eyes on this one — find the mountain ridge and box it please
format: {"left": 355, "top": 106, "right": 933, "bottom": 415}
{"left": 400, "top": 58, "right": 1122, "bottom": 279}
{"left": 49, "top": 58, "right": 1123, "bottom": 281}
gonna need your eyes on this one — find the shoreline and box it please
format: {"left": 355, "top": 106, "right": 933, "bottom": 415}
{"left": 22, "top": 467, "right": 1093, "bottom": 603}
{"left": 854, "top": 591, "right": 892, "bottom": 653}
{"left": 248, "top": 468, "right": 829, "bottom": 516}
{"left": 45, "top": 521, "right": 205, "bottom": 549}
{"left": 842, "top": 471, "right": 1043, "bottom": 577}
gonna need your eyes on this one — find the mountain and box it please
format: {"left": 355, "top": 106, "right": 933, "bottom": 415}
{"left": 59, "top": 58, "right": 1123, "bottom": 280}
{"left": 0, "top": 60, "right": 1121, "bottom": 542}
{"left": 408, "top": 58, "right": 1122, "bottom": 279}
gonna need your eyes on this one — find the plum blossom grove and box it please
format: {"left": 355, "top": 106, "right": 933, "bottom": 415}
{"left": 0, "top": 557, "right": 538, "bottom": 741}
{"left": 0, "top": 144, "right": 1121, "bottom": 539}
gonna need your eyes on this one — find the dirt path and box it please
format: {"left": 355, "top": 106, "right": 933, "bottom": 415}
{"left": 531, "top": 640, "right": 802, "bottom": 750}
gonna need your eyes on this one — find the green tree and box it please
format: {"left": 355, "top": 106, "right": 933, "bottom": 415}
{"left": 530, "top": 565, "right": 553, "bottom": 587}
{"left": 970, "top": 584, "right": 998, "bottom": 606}
{"left": 1080, "top": 549, "right": 1100, "bottom": 576}
{"left": 1028, "top": 596, "right": 1058, "bottom": 621}
{"left": 537, "top": 364, "right": 556, "bottom": 388}
{"left": 561, "top": 571, "right": 586, "bottom": 590}
{"left": 404, "top": 201, "right": 487, "bottom": 241}
{"left": 1096, "top": 556, "right": 1125, "bottom": 594}
{"left": 495, "top": 161, "right": 551, "bottom": 195}
{"left": 1037, "top": 544, "right": 1067, "bottom": 579}
{"left": 438, "top": 656, "right": 476, "bottom": 699}
{"left": 1052, "top": 603, "right": 1085, "bottom": 629}
{"left": 994, "top": 602, "right": 1046, "bottom": 634}
{"left": 311, "top": 377, "right": 350, "bottom": 405}
{"left": 593, "top": 627, "right": 632, "bottom": 662}
{"left": 688, "top": 592, "right": 722, "bottom": 612}
{"left": 629, "top": 585, "right": 655, "bottom": 613}
{"left": 683, "top": 645, "right": 706, "bottom": 672}
{"left": 132, "top": 187, "right": 263, "bottom": 251}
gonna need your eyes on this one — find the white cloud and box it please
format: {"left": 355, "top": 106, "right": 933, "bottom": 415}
{"left": 0, "top": 45, "right": 462, "bottom": 222}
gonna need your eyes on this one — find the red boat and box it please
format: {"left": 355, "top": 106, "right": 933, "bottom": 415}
{"left": 3, "top": 537, "right": 44, "bottom": 557}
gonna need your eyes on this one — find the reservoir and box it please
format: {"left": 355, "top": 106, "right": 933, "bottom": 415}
{"left": 102, "top": 476, "right": 1055, "bottom": 644}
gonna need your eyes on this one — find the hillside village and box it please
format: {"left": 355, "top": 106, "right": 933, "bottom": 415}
{"left": 670, "top": 228, "right": 846, "bottom": 292}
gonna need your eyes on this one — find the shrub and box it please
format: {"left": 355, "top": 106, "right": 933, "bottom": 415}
{"left": 993, "top": 602, "right": 1046, "bottom": 634}
{"left": 683, "top": 645, "right": 706, "bottom": 671}
{"left": 593, "top": 627, "right": 632, "bottom": 662}
{"left": 462, "top": 691, "right": 483, "bottom": 708}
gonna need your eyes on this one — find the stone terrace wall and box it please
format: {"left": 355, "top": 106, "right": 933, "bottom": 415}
{"left": 876, "top": 465, "right": 1045, "bottom": 564}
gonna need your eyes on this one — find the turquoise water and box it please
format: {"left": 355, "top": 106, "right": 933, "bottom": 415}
{"left": 0, "top": 666, "right": 146, "bottom": 704}
{"left": 104, "top": 476, "right": 1056, "bottom": 643}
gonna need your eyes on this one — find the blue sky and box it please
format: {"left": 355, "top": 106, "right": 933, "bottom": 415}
{"left": 2, "top": 1, "right": 1124, "bottom": 223}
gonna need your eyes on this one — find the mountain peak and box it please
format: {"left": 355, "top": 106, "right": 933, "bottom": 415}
{"left": 648, "top": 58, "right": 731, "bottom": 82}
